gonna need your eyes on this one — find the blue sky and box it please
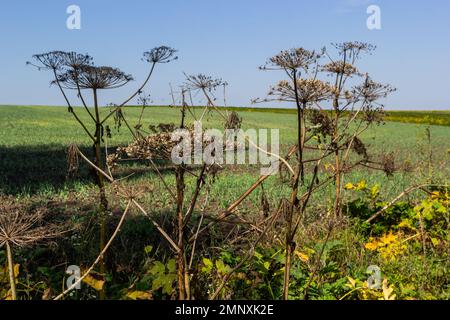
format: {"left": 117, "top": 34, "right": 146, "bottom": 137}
{"left": 0, "top": 0, "right": 449, "bottom": 110}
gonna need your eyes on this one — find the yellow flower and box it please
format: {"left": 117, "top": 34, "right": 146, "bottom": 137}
{"left": 355, "top": 180, "right": 367, "bottom": 191}
{"left": 364, "top": 231, "right": 407, "bottom": 261}
{"left": 294, "top": 250, "right": 310, "bottom": 262}
{"left": 365, "top": 239, "right": 378, "bottom": 251}
{"left": 344, "top": 183, "right": 354, "bottom": 190}
{"left": 380, "top": 231, "right": 396, "bottom": 245}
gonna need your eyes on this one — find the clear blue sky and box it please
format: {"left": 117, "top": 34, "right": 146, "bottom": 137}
{"left": 0, "top": 0, "right": 449, "bottom": 110}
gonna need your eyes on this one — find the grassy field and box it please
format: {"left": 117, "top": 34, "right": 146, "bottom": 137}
{"left": 0, "top": 105, "right": 449, "bottom": 300}
{"left": 0, "top": 105, "right": 448, "bottom": 201}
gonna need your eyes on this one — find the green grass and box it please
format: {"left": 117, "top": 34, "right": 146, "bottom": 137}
{"left": 0, "top": 105, "right": 449, "bottom": 202}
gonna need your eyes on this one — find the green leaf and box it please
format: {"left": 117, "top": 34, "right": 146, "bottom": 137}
{"left": 152, "top": 277, "right": 163, "bottom": 291}
{"left": 150, "top": 261, "right": 165, "bottom": 275}
{"left": 431, "top": 237, "right": 440, "bottom": 246}
{"left": 254, "top": 251, "right": 263, "bottom": 260}
{"left": 215, "top": 260, "right": 231, "bottom": 274}
{"left": 162, "top": 274, "right": 177, "bottom": 295}
{"left": 144, "top": 245, "right": 153, "bottom": 255}
{"left": 167, "top": 259, "right": 176, "bottom": 273}
{"left": 201, "top": 257, "right": 213, "bottom": 273}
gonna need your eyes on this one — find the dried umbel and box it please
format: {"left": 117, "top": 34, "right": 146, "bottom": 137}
{"left": 60, "top": 51, "right": 93, "bottom": 70}
{"left": 106, "top": 152, "right": 120, "bottom": 170}
{"left": 27, "top": 51, "right": 66, "bottom": 71}
{"left": 307, "top": 109, "right": 333, "bottom": 137}
{"left": 137, "top": 92, "right": 152, "bottom": 106}
{"left": 333, "top": 41, "right": 376, "bottom": 59}
{"left": 322, "top": 61, "right": 360, "bottom": 76}
{"left": 116, "top": 132, "right": 178, "bottom": 161}
{"left": 28, "top": 51, "right": 93, "bottom": 72}
{"left": 55, "top": 66, "right": 133, "bottom": 90}
{"left": 262, "top": 48, "right": 320, "bottom": 71}
{"left": 225, "top": 112, "right": 242, "bottom": 130}
{"left": 0, "top": 197, "right": 69, "bottom": 300}
{"left": 0, "top": 198, "right": 67, "bottom": 248}
{"left": 382, "top": 152, "right": 396, "bottom": 177}
{"left": 112, "top": 124, "right": 239, "bottom": 165}
{"left": 135, "top": 92, "right": 153, "bottom": 131}
{"left": 184, "top": 74, "right": 224, "bottom": 92}
{"left": 362, "top": 105, "right": 386, "bottom": 125}
{"left": 268, "top": 79, "right": 334, "bottom": 104}
{"left": 115, "top": 125, "right": 206, "bottom": 162}
{"left": 352, "top": 76, "right": 396, "bottom": 103}
{"left": 351, "top": 136, "right": 368, "bottom": 159}
{"left": 143, "top": 46, "right": 178, "bottom": 64}
{"left": 114, "top": 184, "right": 151, "bottom": 201}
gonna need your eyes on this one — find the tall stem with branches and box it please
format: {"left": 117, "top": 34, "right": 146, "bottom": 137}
{"left": 29, "top": 47, "right": 177, "bottom": 299}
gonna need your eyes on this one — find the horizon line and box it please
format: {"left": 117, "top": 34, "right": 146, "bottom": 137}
{"left": 1, "top": 104, "right": 449, "bottom": 112}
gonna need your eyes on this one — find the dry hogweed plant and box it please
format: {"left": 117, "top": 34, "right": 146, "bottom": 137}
{"left": 53, "top": 71, "right": 221, "bottom": 300}
{"left": 63, "top": 123, "right": 217, "bottom": 300}
{"left": 0, "top": 198, "right": 69, "bottom": 300}
{"left": 184, "top": 73, "right": 228, "bottom": 121}
{"left": 26, "top": 42, "right": 401, "bottom": 302}
{"left": 135, "top": 92, "right": 153, "bottom": 136}
{"left": 102, "top": 71, "right": 282, "bottom": 300}
{"left": 321, "top": 42, "right": 396, "bottom": 216}
{"left": 252, "top": 42, "right": 396, "bottom": 299}
{"left": 169, "top": 76, "right": 290, "bottom": 300}
{"left": 257, "top": 47, "right": 332, "bottom": 299}
{"left": 28, "top": 46, "right": 177, "bottom": 299}
{"left": 135, "top": 76, "right": 223, "bottom": 300}
{"left": 170, "top": 74, "right": 298, "bottom": 299}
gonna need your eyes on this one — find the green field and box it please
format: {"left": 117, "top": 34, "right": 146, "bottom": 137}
{"left": 0, "top": 105, "right": 448, "bottom": 201}
{"left": 1, "top": 105, "right": 449, "bottom": 300}
{"left": 196, "top": 107, "right": 450, "bottom": 127}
